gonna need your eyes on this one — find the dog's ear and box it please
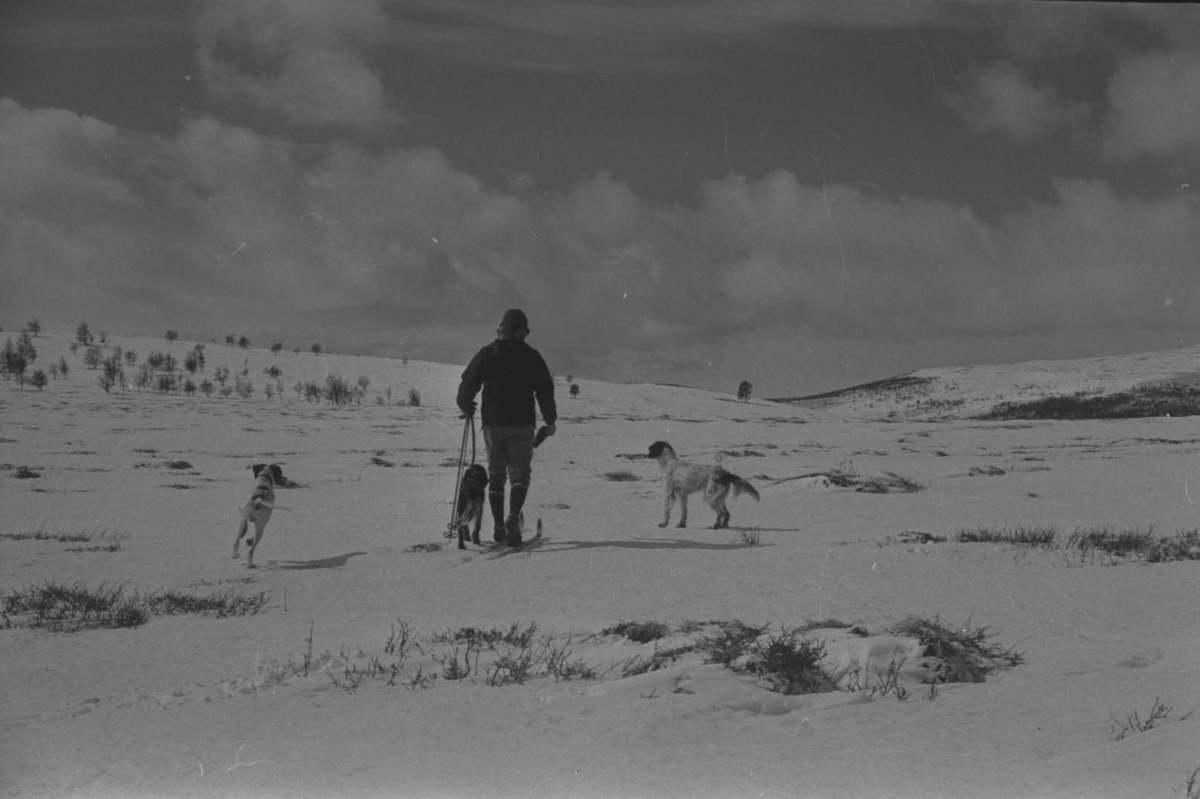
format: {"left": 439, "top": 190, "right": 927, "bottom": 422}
{"left": 647, "top": 441, "right": 667, "bottom": 458}
{"left": 269, "top": 464, "right": 284, "bottom": 484}
{"left": 250, "top": 463, "right": 266, "bottom": 477}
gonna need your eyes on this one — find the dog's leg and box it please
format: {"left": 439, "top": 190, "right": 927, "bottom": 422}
{"left": 713, "top": 500, "right": 730, "bottom": 529}
{"left": 471, "top": 504, "right": 483, "bottom": 545}
{"left": 246, "top": 521, "right": 264, "bottom": 568}
{"left": 660, "top": 490, "right": 675, "bottom": 528}
{"left": 233, "top": 514, "right": 248, "bottom": 559}
{"left": 709, "top": 487, "right": 729, "bottom": 529}
{"left": 676, "top": 493, "right": 688, "bottom": 528}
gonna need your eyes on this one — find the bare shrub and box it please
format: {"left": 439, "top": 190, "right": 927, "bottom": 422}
{"left": 1111, "top": 697, "right": 1180, "bottom": 741}
{"left": 83, "top": 346, "right": 104, "bottom": 370}
{"left": 324, "top": 375, "right": 355, "bottom": 405}
{"left": 602, "top": 620, "right": 671, "bottom": 643}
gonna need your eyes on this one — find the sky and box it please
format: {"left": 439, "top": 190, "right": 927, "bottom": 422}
{"left": 2, "top": 0, "right": 1200, "bottom": 398}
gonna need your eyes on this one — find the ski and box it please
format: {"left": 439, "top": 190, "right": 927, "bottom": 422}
{"left": 486, "top": 519, "right": 543, "bottom": 557}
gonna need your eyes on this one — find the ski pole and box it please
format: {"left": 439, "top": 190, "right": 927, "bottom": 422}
{"left": 444, "top": 415, "right": 476, "bottom": 539}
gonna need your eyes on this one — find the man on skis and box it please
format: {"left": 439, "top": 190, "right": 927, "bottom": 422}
{"left": 457, "top": 309, "right": 557, "bottom": 547}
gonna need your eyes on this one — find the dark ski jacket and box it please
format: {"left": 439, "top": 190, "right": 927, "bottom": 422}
{"left": 457, "top": 339, "right": 557, "bottom": 428}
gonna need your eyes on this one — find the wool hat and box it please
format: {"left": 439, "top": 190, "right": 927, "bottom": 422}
{"left": 498, "top": 308, "right": 529, "bottom": 331}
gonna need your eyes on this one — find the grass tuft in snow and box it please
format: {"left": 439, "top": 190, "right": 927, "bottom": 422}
{"left": 2, "top": 581, "right": 270, "bottom": 631}
{"left": 435, "top": 622, "right": 540, "bottom": 649}
{"left": 956, "top": 525, "right": 1058, "bottom": 547}
{"left": 602, "top": 620, "right": 670, "bottom": 643}
{"left": 737, "top": 528, "right": 762, "bottom": 546}
{"left": 617, "top": 642, "right": 699, "bottom": 678}
{"left": 953, "top": 525, "right": 1200, "bottom": 562}
{"left": 741, "top": 626, "right": 830, "bottom": 695}
{"left": 1110, "top": 697, "right": 1188, "bottom": 741}
{"left": 65, "top": 531, "right": 129, "bottom": 552}
{"left": 855, "top": 472, "right": 925, "bottom": 494}
{"left": 697, "top": 620, "right": 770, "bottom": 667}
{"left": 1, "top": 524, "right": 95, "bottom": 542}
{"left": 823, "top": 461, "right": 923, "bottom": 493}
{"left": 888, "top": 615, "right": 1023, "bottom": 683}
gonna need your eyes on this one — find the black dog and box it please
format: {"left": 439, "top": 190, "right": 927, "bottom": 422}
{"left": 456, "top": 463, "right": 489, "bottom": 549}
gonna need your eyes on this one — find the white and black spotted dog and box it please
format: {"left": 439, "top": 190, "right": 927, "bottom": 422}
{"left": 647, "top": 441, "right": 760, "bottom": 529}
{"left": 233, "top": 463, "right": 285, "bottom": 568}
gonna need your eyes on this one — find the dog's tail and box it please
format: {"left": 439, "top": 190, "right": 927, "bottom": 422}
{"left": 717, "top": 470, "right": 760, "bottom": 501}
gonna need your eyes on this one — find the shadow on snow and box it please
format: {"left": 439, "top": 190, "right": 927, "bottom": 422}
{"left": 272, "top": 551, "right": 369, "bottom": 570}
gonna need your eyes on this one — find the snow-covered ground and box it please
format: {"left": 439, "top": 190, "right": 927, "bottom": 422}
{"left": 3, "top": 333, "right": 1199, "bottom": 798}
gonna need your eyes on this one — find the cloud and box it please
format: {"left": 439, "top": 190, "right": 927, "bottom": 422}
{"left": 979, "top": 4, "right": 1200, "bottom": 166}
{"left": 945, "top": 61, "right": 1085, "bottom": 141}
{"left": 3, "top": 97, "right": 1199, "bottom": 395}
{"left": 0, "top": 100, "right": 135, "bottom": 206}
{"left": 1102, "top": 50, "right": 1200, "bottom": 164}
{"left": 998, "top": 179, "right": 1200, "bottom": 327}
{"left": 194, "top": 0, "right": 397, "bottom": 130}
{"left": 388, "top": 0, "right": 969, "bottom": 75}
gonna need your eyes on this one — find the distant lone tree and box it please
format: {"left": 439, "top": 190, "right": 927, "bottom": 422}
{"left": 75, "top": 322, "right": 93, "bottom": 346}
{"left": 238, "top": 336, "right": 250, "bottom": 350}
{"left": 271, "top": 342, "right": 283, "bottom": 356}
{"left": 225, "top": 334, "right": 236, "bottom": 347}
{"left": 30, "top": 369, "right": 48, "bottom": 391}
{"left": 311, "top": 342, "right": 322, "bottom": 356}
{"left": 165, "top": 330, "right": 179, "bottom": 344}
{"left": 570, "top": 383, "right": 580, "bottom": 399}
{"left": 26, "top": 319, "right": 41, "bottom": 337}
{"left": 737, "top": 380, "right": 753, "bottom": 402}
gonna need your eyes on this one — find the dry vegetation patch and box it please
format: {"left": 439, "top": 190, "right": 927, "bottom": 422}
{"left": 299, "top": 616, "right": 1023, "bottom": 701}
{"left": 2, "top": 581, "right": 271, "bottom": 631}
{"left": 953, "top": 525, "right": 1200, "bottom": 562}
{"left": 980, "top": 382, "right": 1200, "bottom": 420}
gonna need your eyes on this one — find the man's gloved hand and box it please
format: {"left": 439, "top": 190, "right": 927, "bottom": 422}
{"left": 459, "top": 403, "right": 476, "bottom": 420}
{"left": 533, "top": 424, "right": 556, "bottom": 448}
